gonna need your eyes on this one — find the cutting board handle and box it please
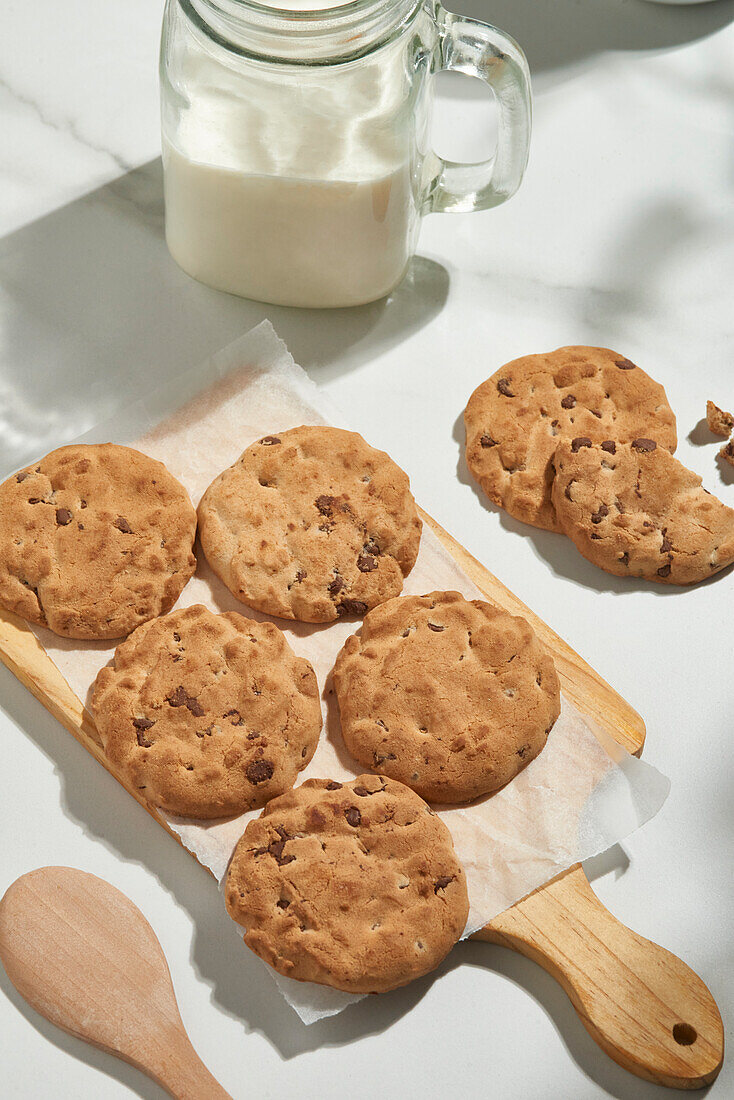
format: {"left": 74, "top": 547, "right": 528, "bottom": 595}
{"left": 471, "top": 864, "right": 724, "bottom": 1090}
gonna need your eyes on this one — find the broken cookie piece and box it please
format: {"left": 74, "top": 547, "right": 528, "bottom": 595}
{"left": 552, "top": 439, "right": 734, "bottom": 584}
{"left": 707, "top": 400, "right": 734, "bottom": 438}
{"left": 719, "top": 439, "right": 734, "bottom": 468}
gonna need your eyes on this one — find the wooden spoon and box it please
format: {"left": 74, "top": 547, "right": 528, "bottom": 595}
{"left": 0, "top": 867, "right": 232, "bottom": 1100}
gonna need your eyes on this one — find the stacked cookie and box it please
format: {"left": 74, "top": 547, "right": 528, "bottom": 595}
{"left": 465, "top": 346, "right": 734, "bottom": 584}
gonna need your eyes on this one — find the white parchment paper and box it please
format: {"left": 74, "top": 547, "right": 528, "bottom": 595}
{"left": 27, "top": 322, "right": 669, "bottom": 1024}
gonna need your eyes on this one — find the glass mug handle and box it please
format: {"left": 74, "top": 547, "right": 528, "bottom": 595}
{"left": 425, "top": 8, "right": 532, "bottom": 214}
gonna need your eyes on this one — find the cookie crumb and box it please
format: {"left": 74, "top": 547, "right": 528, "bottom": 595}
{"left": 707, "top": 400, "right": 734, "bottom": 438}
{"left": 719, "top": 439, "right": 734, "bottom": 467}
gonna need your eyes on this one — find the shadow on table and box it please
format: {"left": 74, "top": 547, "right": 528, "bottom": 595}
{"left": 1, "top": 658, "right": 675, "bottom": 1100}
{"left": 0, "top": 158, "right": 449, "bottom": 474}
{"left": 440, "top": 0, "right": 734, "bottom": 89}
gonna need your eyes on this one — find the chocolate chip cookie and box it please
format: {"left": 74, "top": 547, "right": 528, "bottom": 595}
{"left": 551, "top": 437, "right": 734, "bottom": 584}
{"left": 464, "top": 347, "right": 677, "bottom": 531}
{"left": 333, "top": 591, "right": 561, "bottom": 804}
{"left": 197, "top": 426, "right": 422, "bottom": 622}
{"left": 224, "top": 775, "right": 469, "bottom": 993}
{"left": 92, "top": 604, "right": 321, "bottom": 818}
{"left": 0, "top": 443, "right": 197, "bottom": 638}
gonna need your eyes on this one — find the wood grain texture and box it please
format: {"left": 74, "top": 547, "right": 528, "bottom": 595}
{"left": 0, "top": 867, "right": 232, "bottom": 1100}
{"left": 0, "top": 510, "right": 723, "bottom": 1090}
{"left": 472, "top": 866, "right": 724, "bottom": 1090}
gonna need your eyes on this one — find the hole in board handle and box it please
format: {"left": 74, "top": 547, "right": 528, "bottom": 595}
{"left": 672, "top": 1023, "right": 697, "bottom": 1046}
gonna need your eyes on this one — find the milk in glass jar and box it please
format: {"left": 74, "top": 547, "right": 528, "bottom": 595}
{"left": 160, "top": 0, "right": 531, "bottom": 308}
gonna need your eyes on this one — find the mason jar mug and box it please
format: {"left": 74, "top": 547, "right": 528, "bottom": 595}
{"left": 160, "top": 0, "right": 532, "bottom": 308}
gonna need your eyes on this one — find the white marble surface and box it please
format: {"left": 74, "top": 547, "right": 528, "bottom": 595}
{"left": 1, "top": 1, "right": 733, "bottom": 1097}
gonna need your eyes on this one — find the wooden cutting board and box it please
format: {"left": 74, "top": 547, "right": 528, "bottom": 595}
{"left": 0, "top": 508, "right": 723, "bottom": 1091}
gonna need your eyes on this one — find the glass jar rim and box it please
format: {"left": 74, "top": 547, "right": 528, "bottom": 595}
{"left": 181, "top": 0, "right": 424, "bottom": 64}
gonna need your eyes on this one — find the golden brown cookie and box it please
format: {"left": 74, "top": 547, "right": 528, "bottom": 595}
{"left": 551, "top": 437, "right": 734, "bottom": 584}
{"left": 333, "top": 591, "right": 561, "bottom": 804}
{"left": 197, "top": 426, "right": 422, "bottom": 622}
{"left": 92, "top": 604, "right": 321, "bottom": 818}
{"left": 224, "top": 775, "right": 469, "bottom": 993}
{"left": 0, "top": 443, "right": 197, "bottom": 639}
{"left": 464, "top": 346, "right": 677, "bottom": 531}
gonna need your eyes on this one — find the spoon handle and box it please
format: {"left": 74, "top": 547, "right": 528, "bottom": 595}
{"left": 137, "top": 1027, "right": 233, "bottom": 1100}
{"left": 471, "top": 864, "right": 724, "bottom": 1090}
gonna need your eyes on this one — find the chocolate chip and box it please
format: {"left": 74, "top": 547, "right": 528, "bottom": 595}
{"left": 363, "top": 540, "right": 380, "bottom": 557}
{"left": 247, "top": 732, "right": 260, "bottom": 740}
{"left": 373, "top": 751, "right": 396, "bottom": 766}
{"left": 328, "top": 575, "right": 345, "bottom": 595}
{"left": 357, "top": 554, "right": 378, "bottom": 572}
{"left": 353, "top": 786, "right": 373, "bottom": 797}
{"left": 133, "top": 717, "right": 155, "bottom": 731}
{"left": 55, "top": 508, "right": 72, "bottom": 526}
{"left": 631, "top": 438, "right": 657, "bottom": 452}
{"left": 480, "top": 434, "right": 498, "bottom": 448}
{"left": 315, "top": 494, "right": 337, "bottom": 515}
{"left": 325, "top": 781, "right": 343, "bottom": 790}
{"left": 571, "top": 437, "right": 592, "bottom": 452}
{"left": 276, "top": 898, "right": 290, "bottom": 909}
{"left": 497, "top": 378, "right": 514, "bottom": 397}
{"left": 564, "top": 480, "right": 575, "bottom": 501}
{"left": 16, "top": 471, "right": 30, "bottom": 483}
{"left": 224, "top": 709, "right": 244, "bottom": 726}
{"left": 434, "top": 876, "right": 454, "bottom": 893}
{"left": 173, "top": 632, "right": 181, "bottom": 642}
{"left": 246, "top": 759, "right": 274, "bottom": 784}
{"left": 657, "top": 563, "right": 671, "bottom": 578}
{"left": 660, "top": 536, "right": 672, "bottom": 554}
{"left": 166, "top": 685, "right": 205, "bottom": 717}
{"left": 561, "top": 394, "right": 576, "bottom": 409}
{"left": 266, "top": 825, "right": 295, "bottom": 866}
{"left": 591, "top": 504, "right": 609, "bottom": 524}
{"left": 427, "top": 623, "right": 444, "bottom": 632}
{"left": 80, "top": 499, "right": 87, "bottom": 509}
{"left": 113, "top": 516, "right": 132, "bottom": 533}
{"left": 601, "top": 440, "right": 616, "bottom": 454}
{"left": 28, "top": 497, "right": 41, "bottom": 504}
{"left": 337, "top": 599, "right": 368, "bottom": 617}
{"left": 295, "top": 570, "right": 306, "bottom": 582}
{"left": 615, "top": 357, "right": 637, "bottom": 370}
{"left": 345, "top": 807, "right": 361, "bottom": 826}
{"left": 136, "top": 730, "right": 153, "bottom": 748}
{"left": 590, "top": 409, "right": 602, "bottom": 418}
{"left": 590, "top": 533, "right": 601, "bottom": 540}
{"left": 260, "top": 435, "right": 281, "bottom": 445}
